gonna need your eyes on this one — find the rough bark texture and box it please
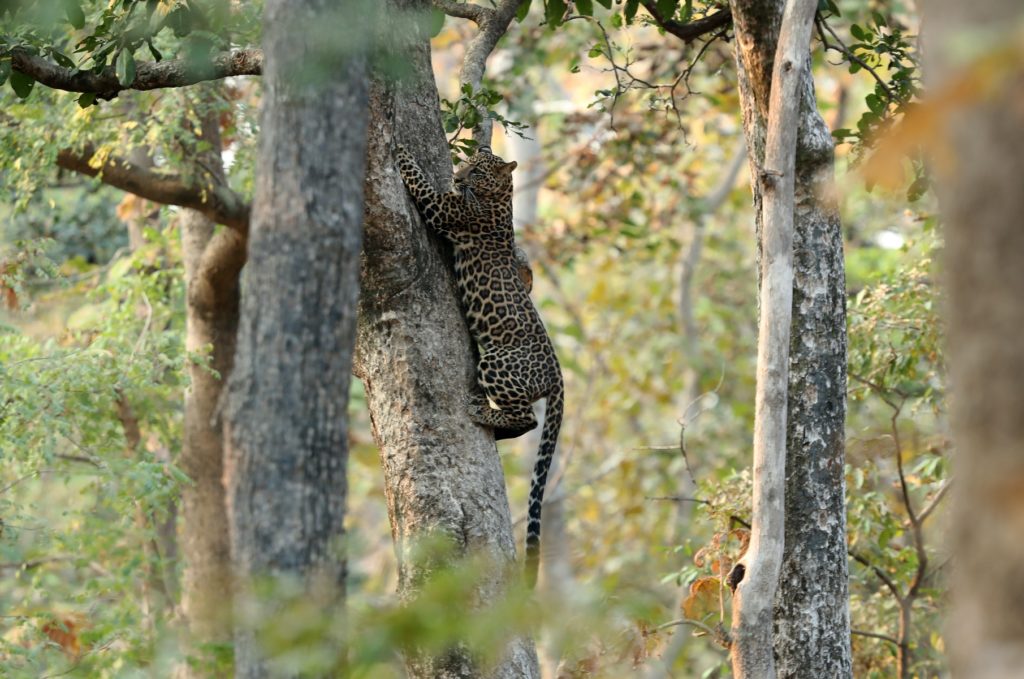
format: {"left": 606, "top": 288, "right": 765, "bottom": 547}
{"left": 223, "top": 0, "right": 370, "bottom": 675}
{"left": 729, "top": 0, "right": 852, "bottom": 676}
{"left": 729, "top": 2, "right": 816, "bottom": 674}
{"left": 353, "top": 1, "right": 540, "bottom": 676}
{"left": 925, "top": 1, "right": 1024, "bottom": 676}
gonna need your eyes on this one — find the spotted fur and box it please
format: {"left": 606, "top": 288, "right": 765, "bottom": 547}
{"left": 396, "top": 144, "right": 563, "bottom": 588}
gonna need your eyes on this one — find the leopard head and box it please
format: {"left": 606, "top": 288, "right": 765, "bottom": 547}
{"left": 454, "top": 147, "right": 517, "bottom": 206}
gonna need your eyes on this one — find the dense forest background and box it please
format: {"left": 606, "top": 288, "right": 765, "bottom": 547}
{"left": 1, "top": 0, "right": 1014, "bottom": 676}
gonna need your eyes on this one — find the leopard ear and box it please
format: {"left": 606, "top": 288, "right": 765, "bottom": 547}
{"left": 502, "top": 161, "right": 518, "bottom": 173}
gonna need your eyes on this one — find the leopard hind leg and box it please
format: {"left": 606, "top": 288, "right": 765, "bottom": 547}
{"left": 468, "top": 348, "right": 539, "bottom": 440}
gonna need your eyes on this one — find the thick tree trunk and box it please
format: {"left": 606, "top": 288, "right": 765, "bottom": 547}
{"left": 223, "top": 0, "right": 370, "bottom": 675}
{"left": 926, "top": 1, "right": 1024, "bottom": 676}
{"left": 353, "top": 1, "right": 540, "bottom": 677}
{"left": 729, "top": 0, "right": 852, "bottom": 675}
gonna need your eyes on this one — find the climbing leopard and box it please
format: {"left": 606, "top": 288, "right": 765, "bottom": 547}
{"left": 395, "top": 143, "right": 563, "bottom": 589}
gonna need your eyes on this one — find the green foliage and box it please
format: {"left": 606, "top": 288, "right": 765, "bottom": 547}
{"left": 822, "top": 5, "right": 926, "bottom": 200}
{"left": 0, "top": 232, "right": 188, "bottom": 677}
{"left": 846, "top": 233, "right": 949, "bottom": 677}
{"left": 0, "top": 183, "right": 128, "bottom": 264}
{"left": 440, "top": 83, "right": 529, "bottom": 161}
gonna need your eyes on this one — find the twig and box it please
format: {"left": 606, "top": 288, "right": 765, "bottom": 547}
{"left": 0, "top": 555, "right": 74, "bottom": 571}
{"left": 815, "top": 15, "right": 894, "bottom": 102}
{"left": 914, "top": 479, "right": 950, "bottom": 525}
{"left": 852, "top": 629, "right": 900, "bottom": 647}
{"left": 849, "top": 549, "right": 902, "bottom": 603}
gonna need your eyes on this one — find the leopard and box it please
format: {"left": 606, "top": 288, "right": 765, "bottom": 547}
{"left": 395, "top": 142, "right": 563, "bottom": 589}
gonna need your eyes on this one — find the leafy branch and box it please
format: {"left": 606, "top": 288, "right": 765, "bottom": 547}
{"left": 440, "top": 84, "right": 529, "bottom": 160}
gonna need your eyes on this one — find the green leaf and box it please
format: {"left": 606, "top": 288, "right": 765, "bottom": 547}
{"left": 576, "top": 0, "right": 593, "bottom": 16}
{"left": 545, "top": 0, "right": 567, "bottom": 26}
{"left": 516, "top": 0, "right": 533, "bottom": 22}
{"left": 116, "top": 48, "right": 136, "bottom": 87}
{"left": 872, "top": 11, "right": 886, "bottom": 27}
{"left": 77, "top": 91, "right": 97, "bottom": 108}
{"left": 826, "top": 0, "right": 840, "bottom": 15}
{"left": 0, "top": 59, "right": 10, "bottom": 88}
{"left": 10, "top": 70, "right": 34, "bottom": 99}
{"left": 425, "top": 7, "right": 445, "bottom": 38}
{"left": 624, "top": 0, "right": 639, "bottom": 23}
{"left": 146, "top": 39, "right": 162, "bottom": 62}
{"left": 656, "top": 0, "right": 678, "bottom": 18}
{"left": 64, "top": 0, "right": 86, "bottom": 29}
{"left": 50, "top": 50, "right": 76, "bottom": 69}
{"left": 588, "top": 44, "right": 603, "bottom": 58}
{"left": 680, "top": 0, "right": 693, "bottom": 22}
{"left": 850, "top": 23, "right": 867, "bottom": 41}
{"left": 595, "top": 0, "right": 612, "bottom": 7}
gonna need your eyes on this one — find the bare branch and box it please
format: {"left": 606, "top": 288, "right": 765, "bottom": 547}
{"left": 641, "top": 1, "right": 733, "bottom": 44}
{"left": 56, "top": 146, "right": 250, "bottom": 232}
{"left": 852, "top": 629, "right": 900, "bottom": 647}
{"left": 433, "top": 0, "right": 490, "bottom": 23}
{"left": 10, "top": 48, "right": 262, "bottom": 100}
{"left": 849, "top": 548, "right": 903, "bottom": 602}
{"left": 0, "top": 555, "right": 74, "bottom": 571}
{"left": 914, "top": 479, "right": 951, "bottom": 526}
{"left": 455, "top": 0, "right": 524, "bottom": 143}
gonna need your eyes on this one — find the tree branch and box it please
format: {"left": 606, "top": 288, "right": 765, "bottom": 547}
{"left": 56, "top": 145, "right": 250, "bottom": 233}
{"left": 455, "top": 0, "right": 524, "bottom": 143}
{"left": 10, "top": 48, "right": 262, "bottom": 100}
{"left": 849, "top": 548, "right": 903, "bottom": 602}
{"left": 433, "top": 0, "right": 490, "bottom": 23}
{"left": 914, "top": 479, "right": 951, "bottom": 526}
{"left": 852, "top": 629, "right": 900, "bottom": 647}
{"left": 640, "top": 1, "right": 733, "bottom": 44}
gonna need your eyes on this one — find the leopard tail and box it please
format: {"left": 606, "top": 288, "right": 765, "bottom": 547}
{"left": 525, "top": 376, "right": 564, "bottom": 589}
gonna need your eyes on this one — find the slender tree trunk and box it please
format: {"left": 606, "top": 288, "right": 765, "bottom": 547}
{"left": 223, "top": 0, "right": 371, "bottom": 675}
{"left": 176, "top": 88, "right": 243, "bottom": 664}
{"left": 353, "top": 1, "right": 540, "bottom": 677}
{"left": 180, "top": 209, "right": 239, "bottom": 647}
{"left": 925, "top": 1, "right": 1024, "bottom": 676}
{"left": 729, "top": 0, "right": 851, "bottom": 675}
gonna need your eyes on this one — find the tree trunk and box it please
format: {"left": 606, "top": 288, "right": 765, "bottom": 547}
{"left": 925, "top": 1, "right": 1024, "bottom": 676}
{"left": 729, "top": 0, "right": 852, "bottom": 675}
{"left": 177, "top": 87, "right": 243, "bottom": 665}
{"left": 223, "top": 0, "right": 371, "bottom": 674}
{"left": 353, "top": 1, "right": 540, "bottom": 677}
{"left": 179, "top": 208, "right": 241, "bottom": 651}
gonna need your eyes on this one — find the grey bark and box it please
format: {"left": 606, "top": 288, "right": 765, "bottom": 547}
{"left": 924, "top": 1, "right": 1024, "bottom": 676}
{"left": 223, "top": 0, "right": 371, "bottom": 675}
{"left": 729, "top": 0, "right": 851, "bottom": 676}
{"left": 353, "top": 1, "right": 540, "bottom": 677}
{"left": 728, "top": 1, "right": 817, "bottom": 674}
